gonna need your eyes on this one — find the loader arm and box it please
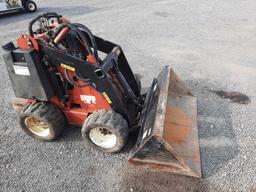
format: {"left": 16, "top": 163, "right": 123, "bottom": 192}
{"left": 38, "top": 35, "right": 141, "bottom": 126}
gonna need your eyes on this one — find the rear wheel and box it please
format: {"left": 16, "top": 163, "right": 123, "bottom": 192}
{"left": 19, "top": 102, "right": 66, "bottom": 141}
{"left": 24, "top": 0, "right": 37, "bottom": 13}
{"left": 82, "top": 110, "right": 129, "bottom": 153}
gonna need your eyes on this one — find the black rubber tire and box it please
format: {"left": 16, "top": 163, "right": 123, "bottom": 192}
{"left": 134, "top": 73, "right": 142, "bottom": 94}
{"left": 24, "top": 0, "right": 37, "bottom": 13}
{"left": 82, "top": 109, "right": 129, "bottom": 153}
{"left": 19, "top": 102, "right": 66, "bottom": 141}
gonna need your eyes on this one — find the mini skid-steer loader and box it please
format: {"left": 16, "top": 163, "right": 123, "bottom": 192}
{"left": 2, "top": 13, "right": 201, "bottom": 177}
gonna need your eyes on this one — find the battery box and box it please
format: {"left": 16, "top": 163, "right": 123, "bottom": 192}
{"left": 3, "top": 48, "right": 54, "bottom": 101}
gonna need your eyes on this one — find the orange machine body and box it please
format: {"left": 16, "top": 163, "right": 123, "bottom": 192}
{"left": 15, "top": 24, "right": 111, "bottom": 127}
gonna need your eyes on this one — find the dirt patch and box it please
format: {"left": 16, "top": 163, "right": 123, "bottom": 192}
{"left": 212, "top": 90, "right": 251, "bottom": 104}
{"left": 86, "top": 165, "right": 97, "bottom": 176}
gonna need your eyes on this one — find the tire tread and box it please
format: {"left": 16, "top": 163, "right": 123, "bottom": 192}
{"left": 19, "top": 102, "right": 66, "bottom": 141}
{"left": 82, "top": 110, "right": 128, "bottom": 153}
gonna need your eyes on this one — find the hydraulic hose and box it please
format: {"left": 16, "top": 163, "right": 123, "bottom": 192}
{"left": 52, "top": 23, "right": 99, "bottom": 62}
{"left": 52, "top": 23, "right": 92, "bottom": 55}
{"left": 53, "top": 23, "right": 98, "bottom": 87}
{"left": 64, "top": 69, "right": 91, "bottom": 87}
{"left": 73, "top": 23, "right": 99, "bottom": 63}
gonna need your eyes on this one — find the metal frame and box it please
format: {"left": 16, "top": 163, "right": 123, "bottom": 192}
{"left": 39, "top": 34, "right": 141, "bottom": 125}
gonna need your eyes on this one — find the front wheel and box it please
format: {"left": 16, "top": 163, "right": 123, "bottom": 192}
{"left": 24, "top": 0, "right": 37, "bottom": 13}
{"left": 82, "top": 110, "right": 129, "bottom": 153}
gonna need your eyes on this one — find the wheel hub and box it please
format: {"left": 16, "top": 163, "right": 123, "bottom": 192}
{"left": 25, "top": 116, "right": 50, "bottom": 137}
{"left": 89, "top": 127, "right": 117, "bottom": 149}
{"left": 28, "top": 3, "right": 35, "bottom": 11}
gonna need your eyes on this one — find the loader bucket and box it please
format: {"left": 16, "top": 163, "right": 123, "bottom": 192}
{"left": 128, "top": 66, "right": 201, "bottom": 177}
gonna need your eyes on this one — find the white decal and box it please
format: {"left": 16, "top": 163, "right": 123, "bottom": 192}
{"left": 13, "top": 65, "right": 30, "bottom": 76}
{"left": 80, "top": 95, "right": 96, "bottom": 104}
{"left": 153, "top": 83, "right": 157, "bottom": 92}
{"left": 147, "top": 128, "right": 152, "bottom": 136}
{"left": 142, "top": 130, "right": 148, "bottom": 140}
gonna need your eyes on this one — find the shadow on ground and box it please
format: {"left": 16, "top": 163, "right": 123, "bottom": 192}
{"left": 57, "top": 123, "right": 139, "bottom": 154}
{"left": 57, "top": 125, "right": 82, "bottom": 142}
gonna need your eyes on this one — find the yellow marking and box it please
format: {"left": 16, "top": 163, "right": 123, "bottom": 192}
{"left": 102, "top": 92, "right": 112, "bottom": 104}
{"left": 61, "top": 63, "right": 75, "bottom": 71}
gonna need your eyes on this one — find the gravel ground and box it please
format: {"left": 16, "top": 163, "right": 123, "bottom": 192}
{"left": 0, "top": 0, "right": 256, "bottom": 191}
